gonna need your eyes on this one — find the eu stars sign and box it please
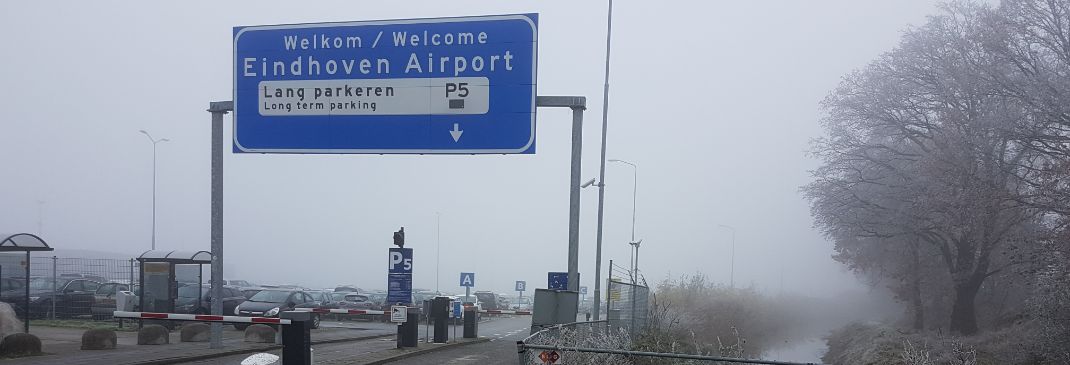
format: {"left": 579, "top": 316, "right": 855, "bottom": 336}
{"left": 233, "top": 14, "right": 538, "bottom": 154}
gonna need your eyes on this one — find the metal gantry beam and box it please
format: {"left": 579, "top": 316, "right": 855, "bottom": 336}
{"left": 536, "top": 96, "right": 587, "bottom": 293}
{"left": 207, "top": 100, "right": 232, "bottom": 349}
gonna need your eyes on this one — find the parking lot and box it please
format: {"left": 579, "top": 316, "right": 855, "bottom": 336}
{"left": 0, "top": 319, "right": 397, "bottom": 365}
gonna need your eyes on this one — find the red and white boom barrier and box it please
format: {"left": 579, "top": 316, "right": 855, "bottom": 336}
{"left": 292, "top": 308, "right": 386, "bottom": 315}
{"left": 478, "top": 309, "right": 532, "bottom": 315}
{"left": 112, "top": 311, "right": 292, "bottom": 325}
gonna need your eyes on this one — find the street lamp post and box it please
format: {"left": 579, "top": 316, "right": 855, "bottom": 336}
{"left": 436, "top": 212, "right": 441, "bottom": 294}
{"left": 591, "top": 0, "right": 616, "bottom": 322}
{"left": 609, "top": 159, "right": 639, "bottom": 283}
{"left": 139, "top": 130, "right": 169, "bottom": 251}
{"left": 718, "top": 224, "right": 736, "bottom": 288}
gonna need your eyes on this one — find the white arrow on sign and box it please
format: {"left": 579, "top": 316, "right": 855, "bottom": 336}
{"left": 450, "top": 123, "right": 464, "bottom": 142}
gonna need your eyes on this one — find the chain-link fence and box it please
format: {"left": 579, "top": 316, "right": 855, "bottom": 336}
{"left": 518, "top": 320, "right": 633, "bottom": 364}
{"left": 606, "top": 260, "right": 650, "bottom": 336}
{"left": 0, "top": 254, "right": 139, "bottom": 322}
{"left": 607, "top": 279, "right": 650, "bottom": 335}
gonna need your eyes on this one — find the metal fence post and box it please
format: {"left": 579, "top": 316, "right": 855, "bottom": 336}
{"left": 51, "top": 256, "right": 57, "bottom": 320}
{"left": 516, "top": 339, "right": 527, "bottom": 364}
{"left": 129, "top": 258, "right": 135, "bottom": 287}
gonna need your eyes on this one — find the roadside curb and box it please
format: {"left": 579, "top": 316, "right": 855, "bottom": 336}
{"left": 357, "top": 337, "right": 492, "bottom": 365}
{"left": 127, "top": 333, "right": 395, "bottom": 365}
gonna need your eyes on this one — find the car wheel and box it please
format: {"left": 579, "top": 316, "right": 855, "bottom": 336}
{"left": 311, "top": 314, "right": 321, "bottom": 329}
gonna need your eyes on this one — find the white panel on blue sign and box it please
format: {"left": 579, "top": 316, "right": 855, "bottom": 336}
{"left": 233, "top": 14, "right": 538, "bottom": 154}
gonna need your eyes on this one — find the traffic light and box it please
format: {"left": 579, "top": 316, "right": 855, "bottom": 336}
{"left": 393, "top": 227, "right": 405, "bottom": 248}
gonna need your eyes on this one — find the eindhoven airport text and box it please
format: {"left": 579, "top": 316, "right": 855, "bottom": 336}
{"left": 241, "top": 30, "right": 518, "bottom": 78}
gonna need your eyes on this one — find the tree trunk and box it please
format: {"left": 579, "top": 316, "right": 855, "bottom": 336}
{"left": 911, "top": 275, "right": 924, "bottom": 331}
{"left": 909, "top": 242, "right": 924, "bottom": 331}
{"left": 949, "top": 277, "right": 983, "bottom": 335}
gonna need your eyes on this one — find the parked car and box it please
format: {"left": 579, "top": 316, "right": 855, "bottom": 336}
{"left": 512, "top": 296, "right": 532, "bottom": 311}
{"left": 175, "top": 285, "right": 246, "bottom": 316}
{"left": 0, "top": 277, "right": 28, "bottom": 308}
{"left": 223, "top": 279, "right": 256, "bottom": 288}
{"left": 339, "top": 293, "right": 379, "bottom": 310}
{"left": 91, "top": 282, "right": 137, "bottom": 319}
{"left": 0, "top": 277, "right": 23, "bottom": 292}
{"left": 294, "top": 290, "right": 336, "bottom": 311}
{"left": 333, "top": 285, "right": 361, "bottom": 293}
{"left": 364, "top": 291, "right": 387, "bottom": 310}
{"left": 234, "top": 289, "right": 318, "bottom": 330}
{"left": 6, "top": 277, "right": 102, "bottom": 318}
{"left": 295, "top": 290, "right": 346, "bottom": 322}
{"left": 474, "top": 291, "right": 500, "bottom": 311}
{"left": 241, "top": 288, "right": 262, "bottom": 299}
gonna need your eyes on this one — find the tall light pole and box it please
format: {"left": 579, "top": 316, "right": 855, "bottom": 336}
{"left": 435, "top": 212, "right": 441, "bottom": 294}
{"left": 718, "top": 224, "right": 736, "bottom": 288}
{"left": 609, "top": 159, "right": 639, "bottom": 283}
{"left": 591, "top": 0, "right": 616, "bottom": 321}
{"left": 139, "top": 130, "right": 169, "bottom": 251}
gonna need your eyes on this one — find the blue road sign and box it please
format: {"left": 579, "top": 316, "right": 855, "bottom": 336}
{"left": 515, "top": 280, "right": 526, "bottom": 292}
{"left": 580, "top": 286, "right": 588, "bottom": 295}
{"left": 387, "top": 248, "right": 413, "bottom": 304}
{"left": 459, "top": 272, "right": 475, "bottom": 287}
{"left": 548, "top": 272, "right": 568, "bottom": 290}
{"left": 233, "top": 15, "right": 539, "bottom": 154}
{"left": 453, "top": 301, "right": 462, "bottom": 319}
{"left": 388, "top": 248, "right": 413, "bottom": 274}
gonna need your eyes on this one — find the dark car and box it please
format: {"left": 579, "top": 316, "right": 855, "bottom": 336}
{"left": 474, "top": 291, "right": 500, "bottom": 311}
{"left": 233, "top": 289, "right": 318, "bottom": 330}
{"left": 295, "top": 290, "right": 344, "bottom": 323}
{"left": 176, "top": 285, "right": 246, "bottom": 316}
{"left": 241, "top": 288, "right": 262, "bottom": 299}
{"left": 2, "top": 277, "right": 101, "bottom": 318}
{"left": 0, "top": 277, "right": 24, "bottom": 292}
{"left": 91, "top": 282, "right": 137, "bottom": 319}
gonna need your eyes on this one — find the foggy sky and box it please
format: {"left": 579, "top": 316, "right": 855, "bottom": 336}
{"left": 0, "top": 1, "right": 956, "bottom": 297}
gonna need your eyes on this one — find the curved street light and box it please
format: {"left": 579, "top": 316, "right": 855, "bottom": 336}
{"left": 139, "top": 130, "right": 170, "bottom": 251}
{"left": 609, "top": 159, "right": 640, "bottom": 283}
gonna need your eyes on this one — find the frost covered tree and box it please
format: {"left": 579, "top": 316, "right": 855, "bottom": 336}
{"left": 805, "top": 1, "right": 1069, "bottom": 335}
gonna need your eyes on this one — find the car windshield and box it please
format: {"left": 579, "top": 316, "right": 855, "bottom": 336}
{"left": 345, "top": 294, "right": 368, "bottom": 302}
{"left": 248, "top": 290, "right": 292, "bottom": 303}
{"left": 29, "top": 278, "right": 69, "bottom": 290}
{"left": 177, "top": 286, "right": 206, "bottom": 298}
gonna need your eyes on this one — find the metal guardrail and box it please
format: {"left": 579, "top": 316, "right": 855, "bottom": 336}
{"left": 516, "top": 320, "right": 825, "bottom": 365}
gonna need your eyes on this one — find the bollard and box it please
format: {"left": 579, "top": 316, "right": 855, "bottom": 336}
{"left": 431, "top": 297, "right": 450, "bottom": 343}
{"left": 463, "top": 307, "right": 478, "bottom": 338}
{"left": 279, "top": 311, "right": 312, "bottom": 365}
{"left": 396, "top": 307, "right": 419, "bottom": 348}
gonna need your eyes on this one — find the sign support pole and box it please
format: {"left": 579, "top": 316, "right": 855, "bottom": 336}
{"left": 535, "top": 96, "right": 587, "bottom": 294}
{"left": 208, "top": 101, "right": 232, "bottom": 349}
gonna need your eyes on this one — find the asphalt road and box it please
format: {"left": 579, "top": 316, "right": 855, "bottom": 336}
{"left": 175, "top": 315, "right": 531, "bottom": 365}
{"left": 384, "top": 315, "right": 532, "bottom": 365}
